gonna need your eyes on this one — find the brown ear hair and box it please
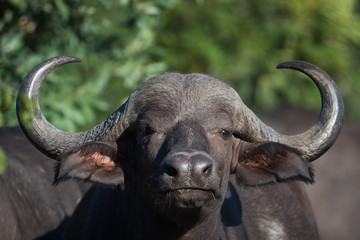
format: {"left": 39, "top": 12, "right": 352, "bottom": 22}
{"left": 234, "top": 142, "right": 314, "bottom": 186}
{"left": 55, "top": 141, "right": 126, "bottom": 187}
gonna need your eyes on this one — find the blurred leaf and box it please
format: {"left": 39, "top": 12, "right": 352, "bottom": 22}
{"left": 8, "top": 0, "right": 26, "bottom": 11}
{"left": 0, "top": 86, "right": 13, "bottom": 112}
{"left": 55, "top": 0, "right": 70, "bottom": 21}
{"left": 0, "top": 147, "right": 6, "bottom": 174}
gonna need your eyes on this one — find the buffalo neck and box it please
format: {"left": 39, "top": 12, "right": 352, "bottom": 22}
{"left": 145, "top": 208, "right": 226, "bottom": 240}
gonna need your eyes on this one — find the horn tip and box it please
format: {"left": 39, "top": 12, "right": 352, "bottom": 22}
{"left": 53, "top": 55, "right": 82, "bottom": 63}
{"left": 276, "top": 61, "right": 318, "bottom": 71}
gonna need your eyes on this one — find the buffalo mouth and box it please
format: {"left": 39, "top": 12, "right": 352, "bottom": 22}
{"left": 162, "top": 188, "right": 218, "bottom": 209}
{"left": 167, "top": 188, "right": 214, "bottom": 195}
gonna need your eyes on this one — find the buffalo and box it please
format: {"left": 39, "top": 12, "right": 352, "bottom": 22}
{"left": 16, "top": 56, "right": 343, "bottom": 239}
{"left": 261, "top": 107, "right": 360, "bottom": 240}
{"left": 0, "top": 127, "right": 89, "bottom": 240}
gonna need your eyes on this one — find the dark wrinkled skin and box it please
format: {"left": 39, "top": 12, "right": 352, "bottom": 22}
{"left": 62, "top": 176, "right": 317, "bottom": 240}
{"left": 0, "top": 127, "right": 89, "bottom": 240}
{"left": 57, "top": 74, "right": 319, "bottom": 240}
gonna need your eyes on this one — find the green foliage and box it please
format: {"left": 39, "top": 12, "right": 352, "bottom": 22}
{"left": 158, "top": 0, "right": 360, "bottom": 119}
{"left": 0, "top": 0, "right": 179, "bottom": 131}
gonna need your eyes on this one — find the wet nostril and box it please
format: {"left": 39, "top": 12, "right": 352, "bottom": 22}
{"left": 202, "top": 165, "right": 211, "bottom": 174}
{"left": 165, "top": 156, "right": 187, "bottom": 177}
{"left": 195, "top": 158, "right": 213, "bottom": 175}
{"left": 165, "top": 163, "right": 178, "bottom": 177}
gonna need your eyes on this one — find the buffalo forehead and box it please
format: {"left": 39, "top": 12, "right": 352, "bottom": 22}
{"left": 133, "top": 73, "right": 238, "bottom": 128}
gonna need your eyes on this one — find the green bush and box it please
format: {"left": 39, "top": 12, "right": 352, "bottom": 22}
{"left": 0, "top": 0, "right": 179, "bottom": 131}
{"left": 158, "top": 0, "right": 360, "bottom": 119}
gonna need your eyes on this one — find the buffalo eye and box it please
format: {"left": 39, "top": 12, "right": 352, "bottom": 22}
{"left": 144, "top": 125, "right": 155, "bottom": 136}
{"left": 220, "top": 129, "right": 231, "bottom": 140}
{"left": 138, "top": 124, "right": 155, "bottom": 146}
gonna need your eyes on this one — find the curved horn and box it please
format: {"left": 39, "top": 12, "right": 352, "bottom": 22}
{"left": 236, "top": 61, "right": 344, "bottom": 161}
{"left": 17, "top": 56, "right": 134, "bottom": 159}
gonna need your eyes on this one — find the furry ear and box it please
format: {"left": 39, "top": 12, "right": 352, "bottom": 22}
{"left": 55, "top": 141, "right": 125, "bottom": 187}
{"left": 234, "top": 142, "right": 314, "bottom": 186}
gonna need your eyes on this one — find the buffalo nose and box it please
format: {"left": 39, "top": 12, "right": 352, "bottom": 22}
{"left": 165, "top": 154, "right": 213, "bottom": 178}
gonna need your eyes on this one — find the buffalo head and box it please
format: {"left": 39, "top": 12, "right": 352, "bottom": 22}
{"left": 17, "top": 56, "right": 343, "bottom": 226}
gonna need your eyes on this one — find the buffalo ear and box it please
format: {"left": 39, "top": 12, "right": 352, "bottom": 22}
{"left": 234, "top": 142, "right": 314, "bottom": 186}
{"left": 55, "top": 141, "right": 126, "bottom": 187}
